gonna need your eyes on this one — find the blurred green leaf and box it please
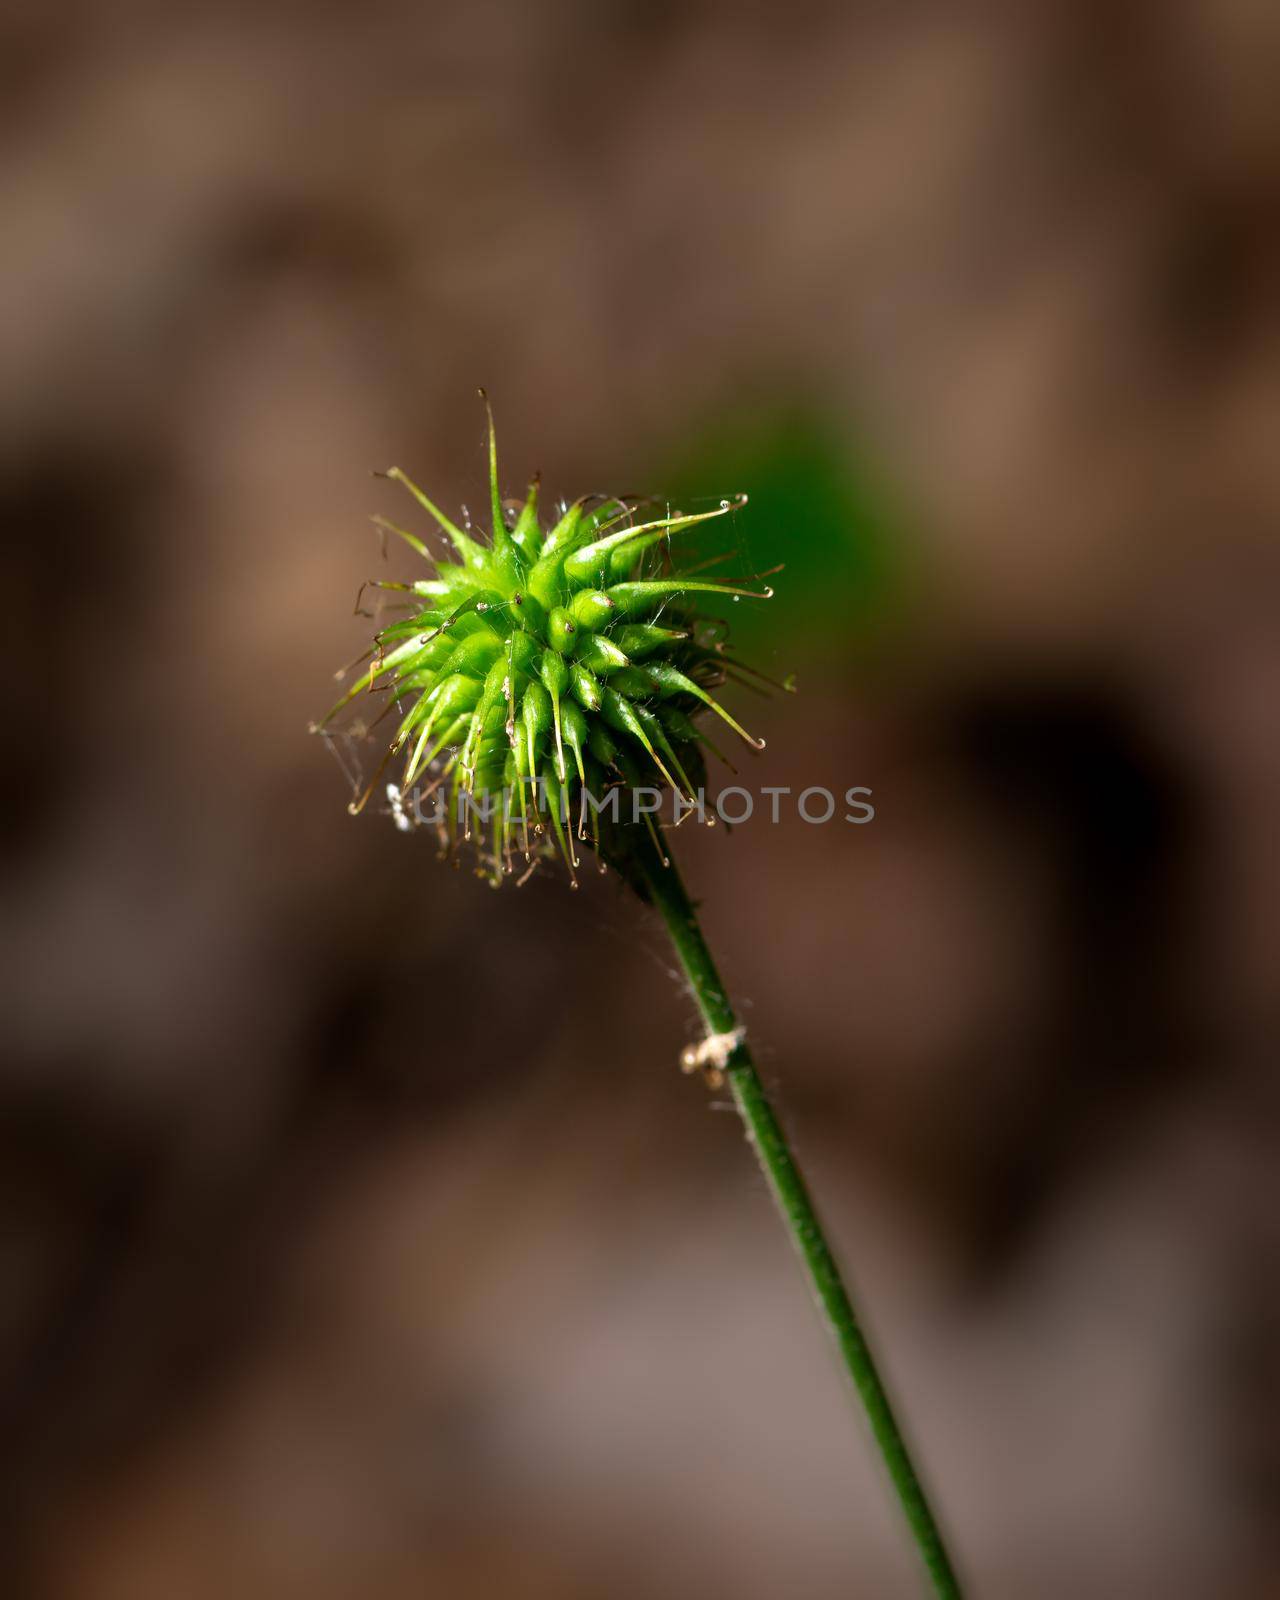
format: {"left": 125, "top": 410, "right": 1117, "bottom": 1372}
{"left": 662, "top": 404, "right": 907, "bottom": 670}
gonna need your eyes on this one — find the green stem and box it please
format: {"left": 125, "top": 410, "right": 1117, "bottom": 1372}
{"left": 638, "top": 841, "right": 964, "bottom": 1600}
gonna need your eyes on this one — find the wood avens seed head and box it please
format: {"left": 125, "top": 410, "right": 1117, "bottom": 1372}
{"left": 316, "top": 394, "right": 779, "bottom": 889}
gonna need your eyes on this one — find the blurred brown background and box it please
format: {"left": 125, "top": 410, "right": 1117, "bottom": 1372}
{"left": 2, "top": 2, "right": 1278, "bottom": 1596}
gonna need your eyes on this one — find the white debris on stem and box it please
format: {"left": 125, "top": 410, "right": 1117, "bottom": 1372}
{"left": 679, "top": 1025, "right": 745, "bottom": 1089}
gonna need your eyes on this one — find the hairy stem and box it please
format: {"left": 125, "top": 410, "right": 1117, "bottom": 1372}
{"left": 638, "top": 841, "right": 964, "bottom": 1600}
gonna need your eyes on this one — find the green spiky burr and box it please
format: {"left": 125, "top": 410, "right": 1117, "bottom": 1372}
{"left": 315, "top": 394, "right": 771, "bottom": 887}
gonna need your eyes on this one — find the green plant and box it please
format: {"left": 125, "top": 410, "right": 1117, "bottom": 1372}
{"left": 316, "top": 397, "right": 964, "bottom": 1598}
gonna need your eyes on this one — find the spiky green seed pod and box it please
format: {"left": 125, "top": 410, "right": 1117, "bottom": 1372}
{"left": 316, "top": 396, "right": 776, "bottom": 888}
